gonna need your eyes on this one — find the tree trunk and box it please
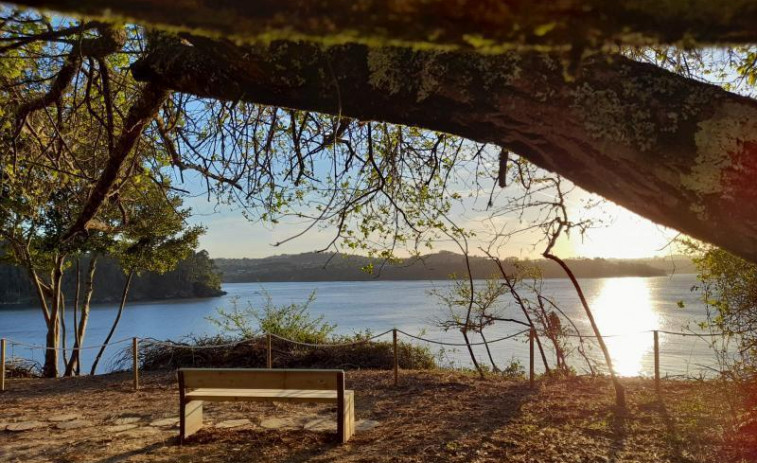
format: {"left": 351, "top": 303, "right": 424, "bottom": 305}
{"left": 60, "top": 295, "right": 67, "bottom": 367}
{"left": 42, "top": 254, "right": 65, "bottom": 378}
{"left": 479, "top": 331, "right": 500, "bottom": 373}
{"left": 71, "top": 258, "right": 81, "bottom": 375}
{"left": 65, "top": 256, "right": 97, "bottom": 376}
{"left": 131, "top": 40, "right": 757, "bottom": 264}
{"left": 11, "top": 0, "right": 757, "bottom": 50}
{"left": 544, "top": 251, "right": 626, "bottom": 409}
{"left": 90, "top": 270, "right": 133, "bottom": 375}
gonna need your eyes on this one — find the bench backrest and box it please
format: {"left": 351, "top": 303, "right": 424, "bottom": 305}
{"left": 178, "top": 368, "right": 343, "bottom": 391}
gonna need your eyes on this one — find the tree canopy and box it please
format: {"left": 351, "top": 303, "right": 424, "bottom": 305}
{"left": 3, "top": 2, "right": 757, "bottom": 265}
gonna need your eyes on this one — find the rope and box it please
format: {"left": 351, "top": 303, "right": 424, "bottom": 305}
{"left": 7, "top": 337, "right": 133, "bottom": 351}
{"left": 268, "top": 330, "right": 393, "bottom": 347}
{"left": 561, "top": 329, "right": 726, "bottom": 338}
{"left": 396, "top": 329, "right": 529, "bottom": 346}
{"left": 139, "top": 337, "right": 251, "bottom": 350}
{"left": 0, "top": 328, "right": 732, "bottom": 352}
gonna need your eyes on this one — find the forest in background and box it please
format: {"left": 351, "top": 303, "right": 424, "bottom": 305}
{"left": 0, "top": 250, "right": 224, "bottom": 305}
{"left": 0, "top": 249, "right": 695, "bottom": 305}
{"left": 215, "top": 251, "right": 693, "bottom": 283}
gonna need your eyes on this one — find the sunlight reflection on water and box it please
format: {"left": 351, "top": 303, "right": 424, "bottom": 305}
{"left": 590, "top": 278, "right": 660, "bottom": 376}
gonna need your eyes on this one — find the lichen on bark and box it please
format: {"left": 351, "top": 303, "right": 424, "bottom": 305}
{"left": 686, "top": 101, "right": 757, "bottom": 199}
{"left": 571, "top": 82, "right": 657, "bottom": 151}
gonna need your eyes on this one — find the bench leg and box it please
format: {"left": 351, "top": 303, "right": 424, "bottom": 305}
{"left": 180, "top": 400, "right": 203, "bottom": 443}
{"left": 340, "top": 392, "right": 355, "bottom": 443}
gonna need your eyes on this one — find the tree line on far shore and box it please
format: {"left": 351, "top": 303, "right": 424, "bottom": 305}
{"left": 0, "top": 250, "right": 224, "bottom": 306}
{"left": 215, "top": 251, "right": 691, "bottom": 283}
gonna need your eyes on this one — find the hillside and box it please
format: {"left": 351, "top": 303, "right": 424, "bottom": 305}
{"left": 215, "top": 251, "right": 687, "bottom": 282}
{"left": 0, "top": 250, "right": 225, "bottom": 305}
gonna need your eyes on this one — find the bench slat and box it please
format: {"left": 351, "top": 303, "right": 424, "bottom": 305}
{"left": 181, "top": 368, "right": 339, "bottom": 390}
{"left": 185, "top": 388, "right": 354, "bottom": 404}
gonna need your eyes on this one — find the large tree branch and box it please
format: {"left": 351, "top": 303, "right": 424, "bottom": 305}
{"left": 131, "top": 39, "right": 757, "bottom": 261}
{"left": 12, "top": 23, "right": 125, "bottom": 136}
{"left": 62, "top": 81, "right": 169, "bottom": 242}
{"left": 9, "top": 0, "right": 757, "bottom": 50}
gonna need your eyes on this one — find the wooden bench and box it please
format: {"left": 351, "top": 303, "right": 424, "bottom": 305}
{"left": 177, "top": 368, "right": 355, "bottom": 443}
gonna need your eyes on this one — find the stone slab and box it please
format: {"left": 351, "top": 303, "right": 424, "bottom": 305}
{"left": 120, "top": 427, "right": 162, "bottom": 439}
{"left": 215, "top": 419, "right": 251, "bottom": 429}
{"left": 259, "top": 417, "right": 301, "bottom": 430}
{"left": 149, "top": 417, "right": 179, "bottom": 427}
{"left": 56, "top": 420, "right": 94, "bottom": 430}
{"left": 6, "top": 421, "right": 46, "bottom": 432}
{"left": 113, "top": 417, "right": 141, "bottom": 425}
{"left": 105, "top": 424, "right": 140, "bottom": 433}
{"left": 355, "top": 419, "right": 380, "bottom": 431}
{"left": 303, "top": 418, "right": 336, "bottom": 431}
{"left": 48, "top": 414, "right": 80, "bottom": 423}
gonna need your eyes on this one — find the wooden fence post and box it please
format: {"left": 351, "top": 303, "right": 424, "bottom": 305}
{"left": 267, "top": 333, "right": 272, "bottom": 368}
{"left": 654, "top": 330, "right": 660, "bottom": 394}
{"left": 393, "top": 329, "right": 399, "bottom": 387}
{"left": 1, "top": 338, "right": 6, "bottom": 392}
{"left": 132, "top": 337, "right": 139, "bottom": 391}
{"left": 529, "top": 328, "right": 535, "bottom": 389}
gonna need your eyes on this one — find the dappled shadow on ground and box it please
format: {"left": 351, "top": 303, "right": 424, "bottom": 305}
{"left": 0, "top": 371, "right": 743, "bottom": 462}
{"left": 94, "top": 441, "right": 170, "bottom": 463}
{"left": 608, "top": 406, "right": 628, "bottom": 463}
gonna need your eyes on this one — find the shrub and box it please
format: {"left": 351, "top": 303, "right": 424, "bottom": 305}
{"left": 136, "top": 293, "right": 436, "bottom": 371}
{"left": 206, "top": 291, "right": 335, "bottom": 344}
{"left": 136, "top": 334, "right": 436, "bottom": 371}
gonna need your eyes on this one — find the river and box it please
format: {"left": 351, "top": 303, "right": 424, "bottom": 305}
{"left": 0, "top": 274, "right": 721, "bottom": 377}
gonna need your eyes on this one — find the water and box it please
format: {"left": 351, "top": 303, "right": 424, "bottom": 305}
{"left": 0, "top": 274, "right": 719, "bottom": 377}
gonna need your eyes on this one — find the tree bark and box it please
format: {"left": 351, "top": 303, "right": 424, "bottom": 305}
{"left": 9, "top": 0, "right": 757, "bottom": 50}
{"left": 42, "top": 254, "right": 65, "bottom": 378}
{"left": 90, "top": 270, "right": 133, "bottom": 375}
{"left": 61, "top": 82, "right": 169, "bottom": 242}
{"left": 132, "top": 40, "right": 757, "bottom": 263}
{"left": 64, "top": 257, "right": 97, "bottom": 376}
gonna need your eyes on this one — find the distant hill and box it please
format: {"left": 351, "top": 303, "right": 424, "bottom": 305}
{"left": 215, "top": 251, "right": 691, "bottom": 282}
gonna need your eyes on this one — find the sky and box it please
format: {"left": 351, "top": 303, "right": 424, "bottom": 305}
{"left": 183, "top": 173, "right": 682, "bottom": 260}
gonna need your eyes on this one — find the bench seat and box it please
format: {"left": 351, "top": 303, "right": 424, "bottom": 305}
{"left": 185, "top": 388, "right": 353, "bottom": 403}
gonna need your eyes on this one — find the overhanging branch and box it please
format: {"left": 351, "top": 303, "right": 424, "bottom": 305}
{"left": 9, "top": 0, "right": 757, "bottom": 50}
{"left": 130, "top": 38, "right": 757, "bottom": 262}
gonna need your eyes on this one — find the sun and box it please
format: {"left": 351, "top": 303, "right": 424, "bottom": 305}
{"left": 561, "top": 198, "right": 681, "bottom": 259}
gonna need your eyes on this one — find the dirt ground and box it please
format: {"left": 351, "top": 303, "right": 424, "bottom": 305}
{"left": 0, "top": 370, "right": 753, "bottom": 463}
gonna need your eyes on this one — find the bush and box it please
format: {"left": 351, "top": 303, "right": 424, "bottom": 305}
{"left": 137, "top": 293, "right": 436, "bottom": 371}
{"left": 206, "top": 291, "right": 335, "bottom": 344}
{"left": 137, "top": 334, "right": 436, "bottom": 371}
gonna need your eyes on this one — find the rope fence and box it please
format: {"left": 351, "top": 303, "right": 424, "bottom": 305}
{"left": 0, "top": 328, "right": 728, "bottom": 393}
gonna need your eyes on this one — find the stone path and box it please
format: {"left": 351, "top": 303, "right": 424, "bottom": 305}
{"left": 355, "top": 419, "right": 380, "bottom": 431}
{"left": 56, "top": 420, "right": 93, "bottom": 430}
{"left": 304, "top": 418, "right": 336, "bottom": 431}
{"left": 6, "top": 422, "right": 46, "bottom": 432}
{"left": 259, "top": 416, "right": 304, "bottom": 430}
{"left": 215, "top": 419, "right": 251, "bottom": 429}
{"left": 149, "top": 417, "right": 179, "bottom": 427}
{"left": 104, "top": 424, "right": 140, "bottom": 433}
{"left": 1, "top": 413, "right": 380, "bottom": 435}
{"left": 48, "top": 414, "right": 79, "bottom": 423}
{"left": 113, "top": 416, "right": 142, "bottom": 425}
